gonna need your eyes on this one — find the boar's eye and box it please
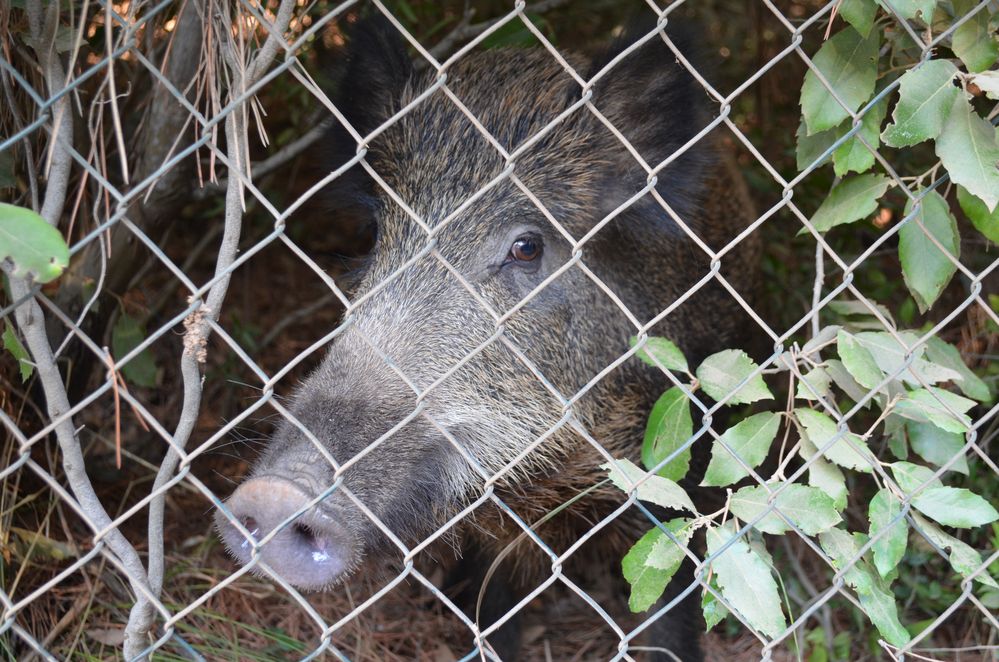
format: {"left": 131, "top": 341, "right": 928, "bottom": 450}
{"left": 505, "top": 234, "right": 543, "bottom": 266}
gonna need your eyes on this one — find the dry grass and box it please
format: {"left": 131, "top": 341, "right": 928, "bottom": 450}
{"left": 0, "top": 213, "right": 792, "bottom": 660}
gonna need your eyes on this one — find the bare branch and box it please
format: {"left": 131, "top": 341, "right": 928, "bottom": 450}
{"left": 246, "top": 0, "right": 298, "bottom": 85}
{"left": 26, "top": 0, "right": 73, "bottom": 223}
{"left": 425, "top": 7, "right": 476, "bottom": 63}
{"left": 50, "top": 0, "right": 205, "bottom": 400}
{"left": 133, "top": 2, "right": 291, "bottom": 651}
{"left": 427, "top": 0, "right": 572, "bottom": 61}
{"left": 11, "top": 4, "right": 155, "bottom": 658}
{"left": 193, "top": 114, "right": 335, "bottom": 199}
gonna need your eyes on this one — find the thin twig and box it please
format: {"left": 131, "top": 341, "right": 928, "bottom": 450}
{"left": 811, "top": 239, "right": 824, "bottom": 340}
{"left": 104, "top": 347, "right": 124, "bottom": 469}
{"left": 427, "top": 0, "right": 572, "bottom": 62}
{"left": 193, "top": 114, "right": 334, "bottom": 199}
{"left": 257, "top": 292, "right": 335, "bottom": 350}
{"left": 133, "top": 1, "right": 299, "bottom": 656}
{"left": 12, "top": 2, "right": 158, "bottom": 655}
{"left": 105, "top": 0, "right": 129, "bottom": 185}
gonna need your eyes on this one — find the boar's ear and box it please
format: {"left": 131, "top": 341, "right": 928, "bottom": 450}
{"left": 316, "top": 15, "right": 413, "bottom": 251}
{"left": 585, "top": 24, "right": 713, "bottom": 221}
{"left": 332, "top": 14, "right": 414, "bottom": 136}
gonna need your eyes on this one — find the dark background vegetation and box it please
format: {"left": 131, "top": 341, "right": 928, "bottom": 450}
{"left": 2, "top": 0, "right": 997, "bottom": 659}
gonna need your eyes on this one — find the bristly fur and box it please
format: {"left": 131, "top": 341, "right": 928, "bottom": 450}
{"left": 229, "top": 13, "right": 761, "bottom": 661}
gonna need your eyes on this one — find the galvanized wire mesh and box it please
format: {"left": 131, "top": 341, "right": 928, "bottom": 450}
{"left": 1, "top": 0, "right": 998, "bottom": 660}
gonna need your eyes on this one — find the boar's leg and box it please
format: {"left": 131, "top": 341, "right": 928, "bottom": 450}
{"left": 446, "top": 543, "right": 523, "bottom": 660}
{"left": 641, "top": 558, "right": 704, "bottom": 662}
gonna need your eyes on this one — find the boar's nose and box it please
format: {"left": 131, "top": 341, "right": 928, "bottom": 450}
{"left": 214, "top": 477, "right": 349, "bottom": 591}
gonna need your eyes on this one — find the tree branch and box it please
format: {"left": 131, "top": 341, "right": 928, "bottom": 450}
{"left": 50, "top": 0, "right": 206, "bottom": 400}
{"left": 14, "top": 1, "right": 155, "bottom": 658}
{"left": 193, "top": 114, "right": 335, "bottom": 199}
{"left": 427, "top": 0, "right": 573, "bottom": 62}
{"left": 130, "top": 0, "right": 298, "bottom": 655}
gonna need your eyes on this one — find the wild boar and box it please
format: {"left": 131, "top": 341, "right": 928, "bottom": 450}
{"left": 216, "top": 14, "right": 759, "bottom": 661}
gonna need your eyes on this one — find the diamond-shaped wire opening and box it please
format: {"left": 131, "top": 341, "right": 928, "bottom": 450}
{"left": 4, "top": 0, "right": 999, "bottom": 659}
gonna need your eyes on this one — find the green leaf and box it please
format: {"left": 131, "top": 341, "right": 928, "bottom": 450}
{"left": 795, "top": 408, "right": 874, "bottom": 472}
{"left": 826, "top": 300, "right": 895, "bottom": 326}
{"left": 868, "top": 489, "right": 908, "bottom": 577}
{"left": 631, "top": 336, "right": 688, "bottom": 373}
{"left": 818, "top": 529, "right": 871, "bottom": 589}
{"left": 802, "top": 324, "right": 842, "bottom": 354}
{"left": 898, "top": 190, "right": 960, "bottom": 312}
{"left": 808, "top": 174, "right": 891, "bottom": 232}
{"left": 837, "top": 329, "right": 883, "bottom": 389}
{"left": 0, "top": 203, "right": 70, "bottom": 283}
{"left": 935, "top": 93, "right": 999, "bottom": 212}
{"left": 731, "top": 484, "right": 842, "bottom": 535}
{"left": 957, "top": 186, "right": 999, "bottom": 244}
{"left": 796, "top": 97, "right": 889, "bottom": 175}
{"left": 602, "top": 458, "right": 697, "bottom": 514}
{"left": 796, "top": 117, "right": 837, "bottom": 172}
{"left": 911, "top": 486, "right": 999, "bottom": 528}
{"left": 819, "top": 528, "right": 912, "bottom": 646}
{"left": 923, "top": 335, "right": 991, "bottom": 403}
{"left": 856, "top": 582, "right": 912, "bottom": 647}
{"left": 8, "top": 526, "right": 78, "bottom": 561}
{"left": 2, "top": 321, "right": 32, "bottom": 382}
{"left": 840, "top": 0, "right": 879, "bottom": 36}
{"left": 702, "top": 412, "right": 781, "bottom": 487}
{"left": 798, "top": 434, "right": 848, "bottom": 510}
{"left": 623, "top": 519, "right": 694, "bottom": 612}
{"left": 641, "top": 387, "right": 693, "bottom": 481}
{"left": 880, "top": 59, "right": 959, "bottom": 148}
{"left": 886, "top": 414, "right": 909, "bottom": 460}
{"left": 705, "top": 523, "right": 787, "bottom": 638}
{"left": 885, "top": 0, "right": 936, "bottom": 21}
{"left": 893, "top": 387, "right": 974, "bottom": 433}
{"left": 796, "top": 366, "right": 832, "bottom": 401}
{"left": 833, "top": 96, "right": 888, "bottom": 175}
{"left": 951, "top": 0, "right": 999, "bottom": 73}
{"left": 696, "top": 349, "right": 773, "bottom": 405}
{"left": 800, "top": 26, "right": 880, "bottom": 134}
{"left": 912, "top": 513, "right": 998, "bottom": 587}
{"left": 824, "top": 358, "right": 872, "bottom": 405}
{"left": 890, "top": 461, "right": 942, "bottom": 494}
{"left": 111, "top": 314, "right": 158, "bottom": 388}
{"left": 907, "top": 421, "right": 969, "bottom": 474}
{"left": 852, "top": 331, "right": 961, "bottom": 387}
{"left": 701, "top": 574, "right": 728, "bottom": 631}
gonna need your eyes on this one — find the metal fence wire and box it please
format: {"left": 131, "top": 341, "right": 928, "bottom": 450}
{"left": 1, "top": 0, "right": 998, "bottom": 660}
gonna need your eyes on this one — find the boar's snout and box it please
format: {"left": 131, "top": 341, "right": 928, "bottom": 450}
{"left": 214, "top": 477, "right": 352, "bottom": 591}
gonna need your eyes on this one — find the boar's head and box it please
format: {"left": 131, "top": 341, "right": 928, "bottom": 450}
{"left": 215, "top": 16, "right": 748, "bottom": 591}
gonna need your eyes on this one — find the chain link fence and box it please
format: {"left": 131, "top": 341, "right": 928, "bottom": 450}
{"left": 2, "top": 0, "right": 998, "bottom": 660}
